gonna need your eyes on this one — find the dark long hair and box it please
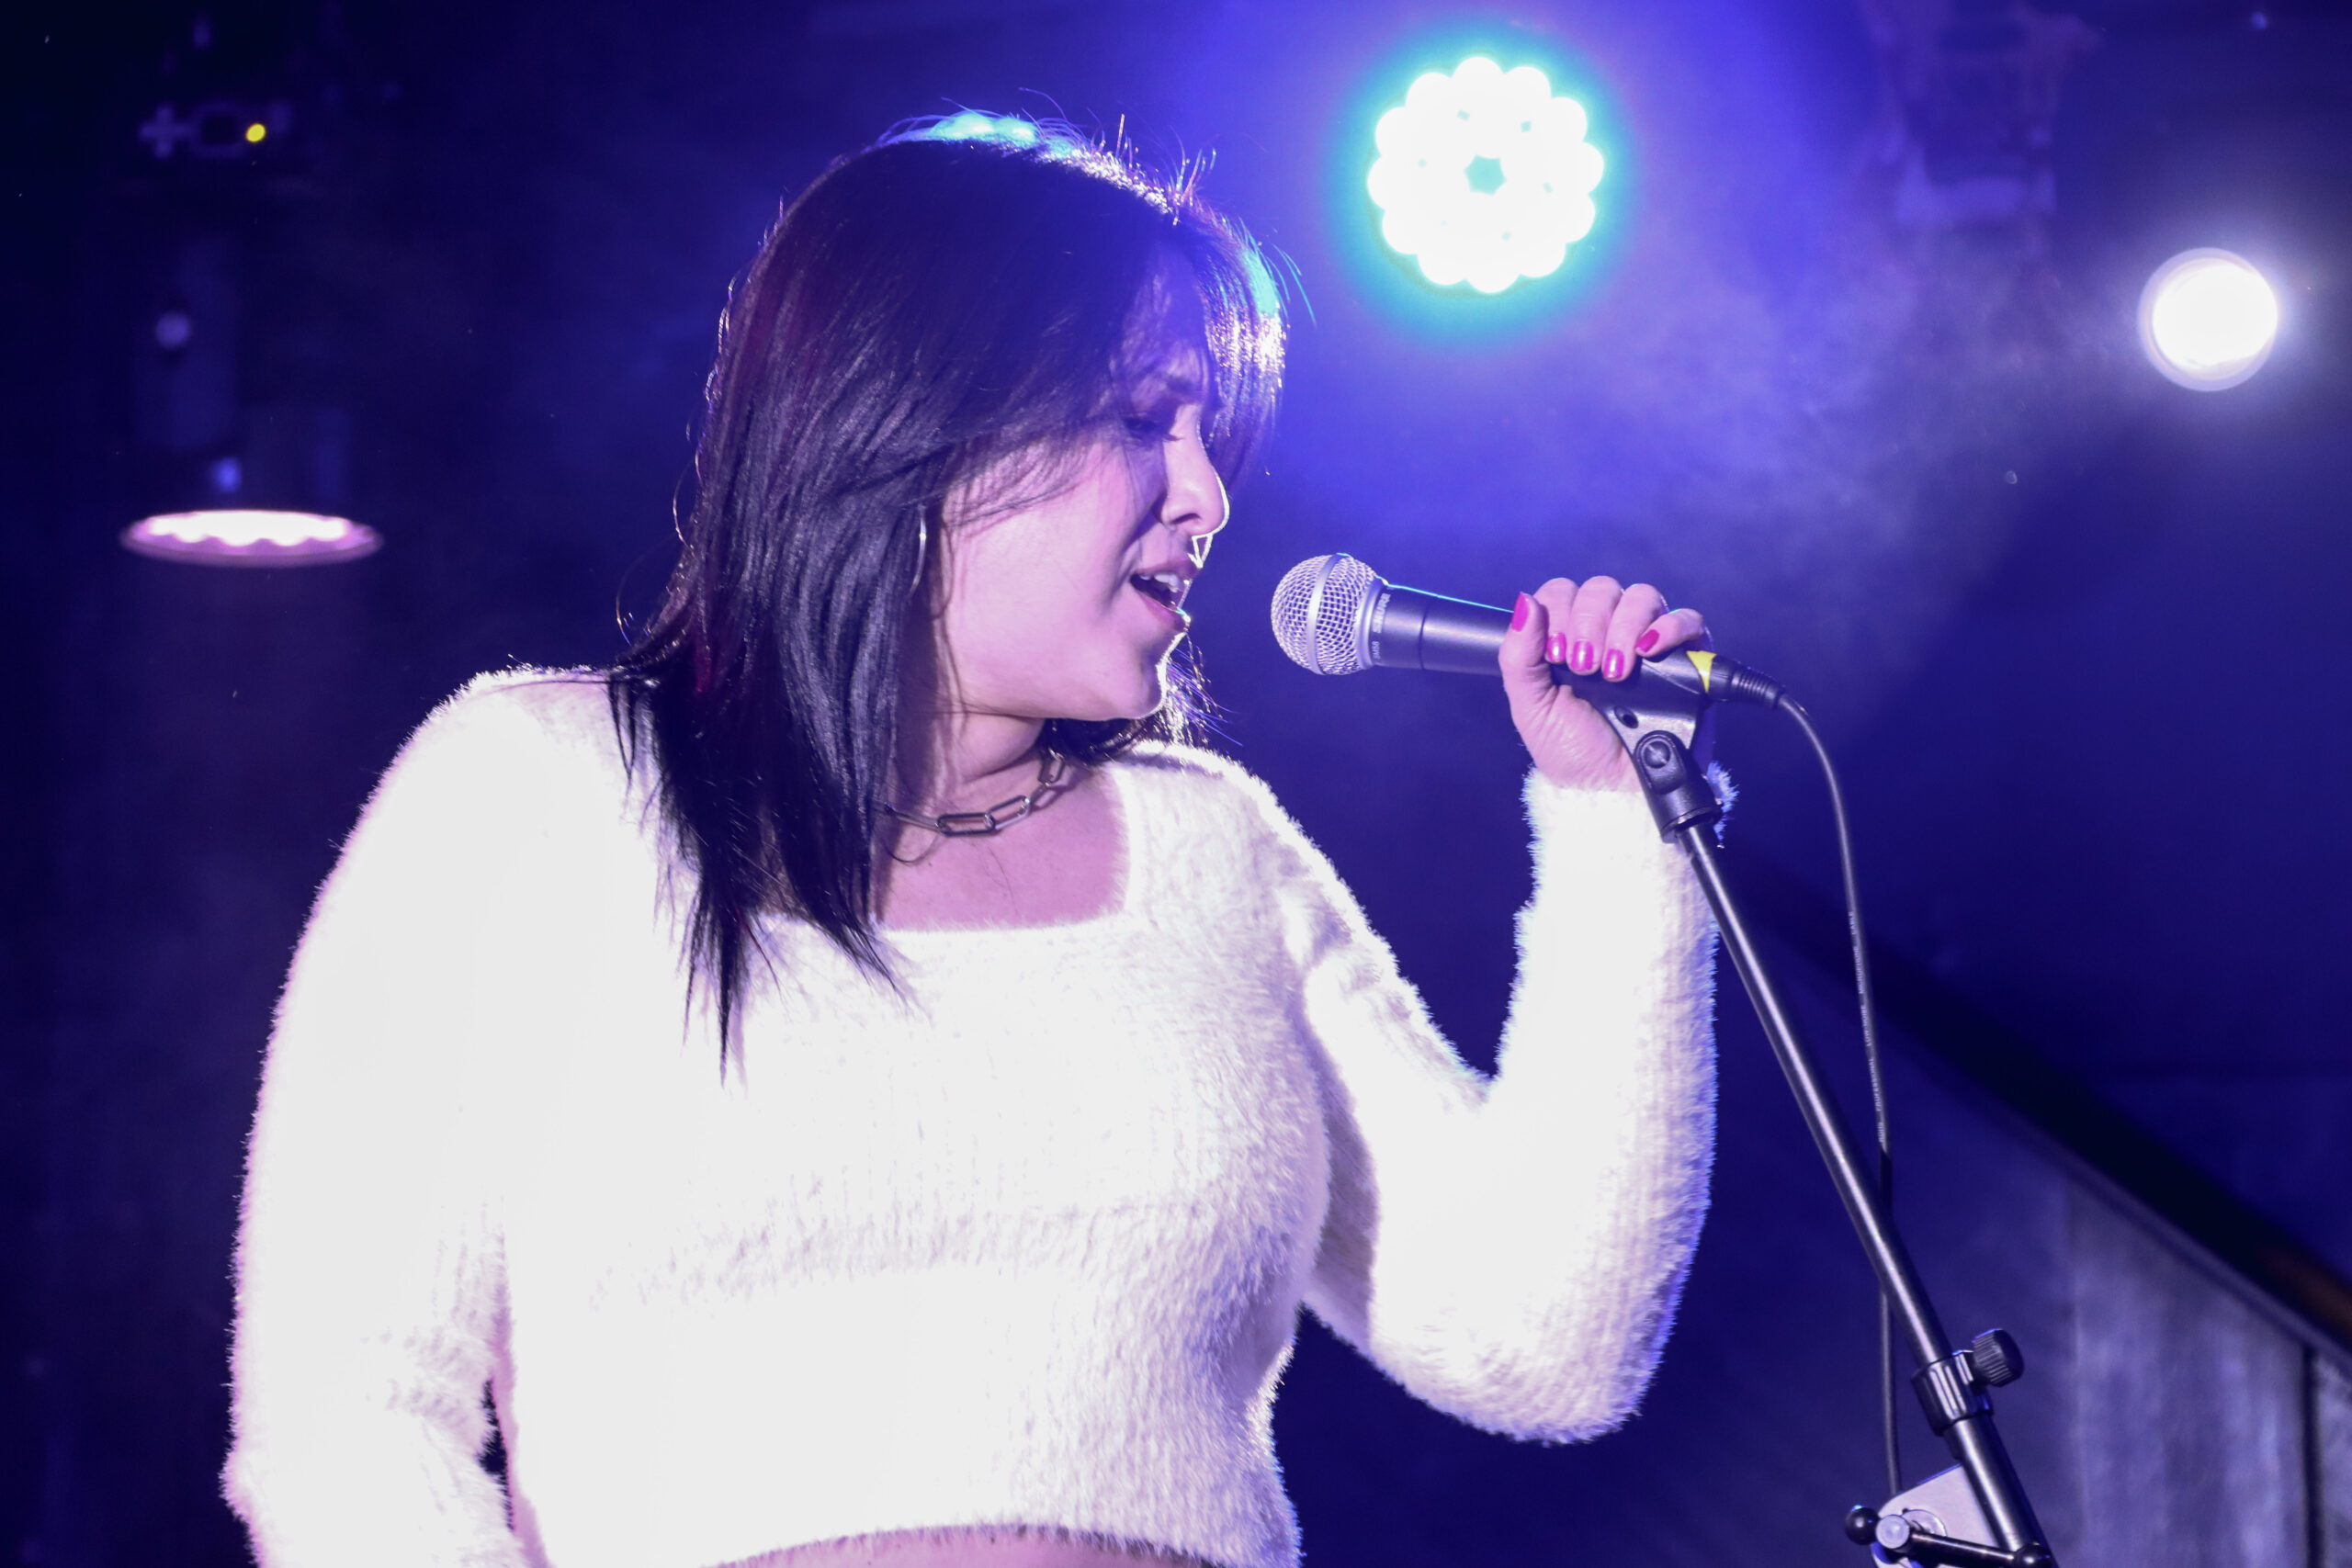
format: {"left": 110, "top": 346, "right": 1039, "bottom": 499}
{"left": 608, "top": 123, "right": 1285, "bottom": 1043}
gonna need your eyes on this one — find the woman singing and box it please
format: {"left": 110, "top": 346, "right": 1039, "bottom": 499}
{"left": 223, "top": 123, "right": 1720, "bottom": 1568}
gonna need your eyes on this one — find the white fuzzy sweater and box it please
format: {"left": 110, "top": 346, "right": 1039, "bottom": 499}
{"left": 224, "top": 670, "right": 1718, "bottom": 1568}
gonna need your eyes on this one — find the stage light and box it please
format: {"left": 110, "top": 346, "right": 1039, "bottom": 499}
{"left": 244, "top": 121, "right": 267, "bottom": 144}
{"left": 1366, "top": 56, "right": 1603, "bottom": 295}
{"left": 2138, "top": 249, "right": 2278, "bottom": 390}
{"left": 123, "top": 509, "right": 381, "bottom": 568}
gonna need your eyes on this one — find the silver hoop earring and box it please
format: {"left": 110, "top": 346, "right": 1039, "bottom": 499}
{"left": 910, "top": 517, "right": 930, "bottom": 600}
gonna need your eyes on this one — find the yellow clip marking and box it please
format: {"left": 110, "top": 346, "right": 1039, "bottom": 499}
{"left": 1688, "top": 649, "right": 1715, "bottom": 692}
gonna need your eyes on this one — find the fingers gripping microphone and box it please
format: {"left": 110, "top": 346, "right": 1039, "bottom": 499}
{"left": 1270, "top": 553, "right": 1786, "bottom": 710}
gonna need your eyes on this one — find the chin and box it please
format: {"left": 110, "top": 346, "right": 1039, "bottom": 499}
{"left": 1079, "top": 692, "right": 1163, "bottom": 726}
{"left": 1066, "top": 678, "right": 1167, "bottom": 727}
{"left": 1121, "top": 665, "right": 1177, "bottom": 722}
{"left": 1046, "top": 649, "right": 1181, "bottom": 728}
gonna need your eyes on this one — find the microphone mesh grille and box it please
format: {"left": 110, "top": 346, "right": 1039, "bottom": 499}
{"left": 1271, "top": 553, "right": 1378, "bottom": 675}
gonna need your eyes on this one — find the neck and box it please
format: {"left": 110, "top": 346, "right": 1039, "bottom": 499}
{"left": 897, "top": 617, "right": 1057, "bottom": 812}
{"left": 899, "top": 708, "right": 1046, "bottom": 815}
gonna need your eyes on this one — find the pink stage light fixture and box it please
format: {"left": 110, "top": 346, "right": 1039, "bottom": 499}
{"left": 122, "top": 509, "right": 382, "bottom": 567}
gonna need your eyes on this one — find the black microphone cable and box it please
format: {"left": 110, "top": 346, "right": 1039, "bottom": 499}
{"left": 1776, "top": 695, "right": 1899, "bottom": 1501}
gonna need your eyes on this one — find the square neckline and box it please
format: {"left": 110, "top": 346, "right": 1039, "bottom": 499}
{"left": 880, "top": 760, "right": 1142, "bottom": 942}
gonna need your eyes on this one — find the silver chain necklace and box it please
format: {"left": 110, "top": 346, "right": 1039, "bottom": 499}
{"left": 882, "top": 750, "right": 1069, "bottom": 838}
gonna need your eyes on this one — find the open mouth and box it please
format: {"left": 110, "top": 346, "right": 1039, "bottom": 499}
{"left": 1129, "top": 571, "right": 1188, "bottom": 613}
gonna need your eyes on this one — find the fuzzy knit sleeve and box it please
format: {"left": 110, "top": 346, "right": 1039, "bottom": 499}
{"left": 1283, "top": 773, "right": 1718, "bottom": 1442}
{"left": 222, "top": 675, "right": 597, "bottom": 1567}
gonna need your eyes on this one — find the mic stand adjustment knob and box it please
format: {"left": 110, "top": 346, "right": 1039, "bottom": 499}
{"left": 1969, "top": 1328, "right": 2024, "bottom": 1388}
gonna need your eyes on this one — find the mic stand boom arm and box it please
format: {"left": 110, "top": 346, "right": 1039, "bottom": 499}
{"left": 1566, "top": 667, "right": 2057, "bottom": 1568}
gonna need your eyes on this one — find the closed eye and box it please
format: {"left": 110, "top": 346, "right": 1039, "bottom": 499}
{"left": 1123, "top": 413, "right": 1175, "bottom": 443}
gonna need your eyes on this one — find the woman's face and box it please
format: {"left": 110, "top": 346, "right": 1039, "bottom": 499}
{"left": 933, "top": 327, "right": 1227, "bottom": 727}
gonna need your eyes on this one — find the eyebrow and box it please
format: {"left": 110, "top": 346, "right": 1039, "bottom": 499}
{"left": 1143, "top": 372, "right": 1204, "bottom": 403}
{"left": 1127, "top": 356, "right": 1209, "bottom": 405}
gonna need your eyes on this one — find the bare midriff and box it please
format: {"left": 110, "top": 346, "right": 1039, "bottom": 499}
{"left": 729, "top": 1528, "right": 1207, "bottom": 1568}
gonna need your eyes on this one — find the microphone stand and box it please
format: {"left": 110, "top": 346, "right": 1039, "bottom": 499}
{"left": 1566, "top": 668, "right": 2059, "bottom": 1568}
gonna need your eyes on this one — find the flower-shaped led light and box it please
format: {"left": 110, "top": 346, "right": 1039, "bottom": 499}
{"left": 1367, "top": 57, "right": 1604, "bottom": 295}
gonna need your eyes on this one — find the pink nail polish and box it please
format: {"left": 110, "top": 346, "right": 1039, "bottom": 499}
{"left": 1571, "top": 638, "right": 1596, "bottom": 674}
{"left": 1635, "top": 628, "right": 1660, "bottom": 655}
{"left": 1603, "top": 649, "right": 1626, "bottom": 682}
{"left": 1510, "top": 592, "right": 1532, "bottom": 631}
{"left": 1545, "top": 631, "right": 1567, "bottom": 664}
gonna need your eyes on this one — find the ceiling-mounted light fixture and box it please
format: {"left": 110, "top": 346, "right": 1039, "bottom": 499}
{"left": 122, "top": 509, "right": 380, "bottom": 567}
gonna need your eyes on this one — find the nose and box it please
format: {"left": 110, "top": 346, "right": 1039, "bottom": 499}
{"left": 1161, "top": 423, "right": 1228, "bottom": 567}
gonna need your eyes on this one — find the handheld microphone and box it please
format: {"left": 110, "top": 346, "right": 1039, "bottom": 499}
{"left": 1269, "top": 552, "right": 1786, "bottom": 710}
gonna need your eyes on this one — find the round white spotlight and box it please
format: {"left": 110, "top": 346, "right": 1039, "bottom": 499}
{"left": 2138, "top": 249, "right": 2279, "bottom": 390}
{"left": 1367, "top": 57, "right": 1603, "bottom": 296}
{"left": 123, "top": 509, "right": 381, "bottom": 568}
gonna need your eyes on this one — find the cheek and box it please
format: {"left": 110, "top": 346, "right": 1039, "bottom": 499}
{"left": 936, "top": 457, "right": 1149, "bottom": 659}
{"left": 938, "top": 532, "right": 1101, "bottom": 676}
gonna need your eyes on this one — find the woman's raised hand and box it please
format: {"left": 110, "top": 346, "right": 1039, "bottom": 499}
{"left": 1498, "top": 577, "right": 1710, "bottom": 792}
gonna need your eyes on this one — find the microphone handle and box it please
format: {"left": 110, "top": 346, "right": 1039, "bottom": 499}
{"left": 1366, "top": 581, "right": 1786, "bottom": 707}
